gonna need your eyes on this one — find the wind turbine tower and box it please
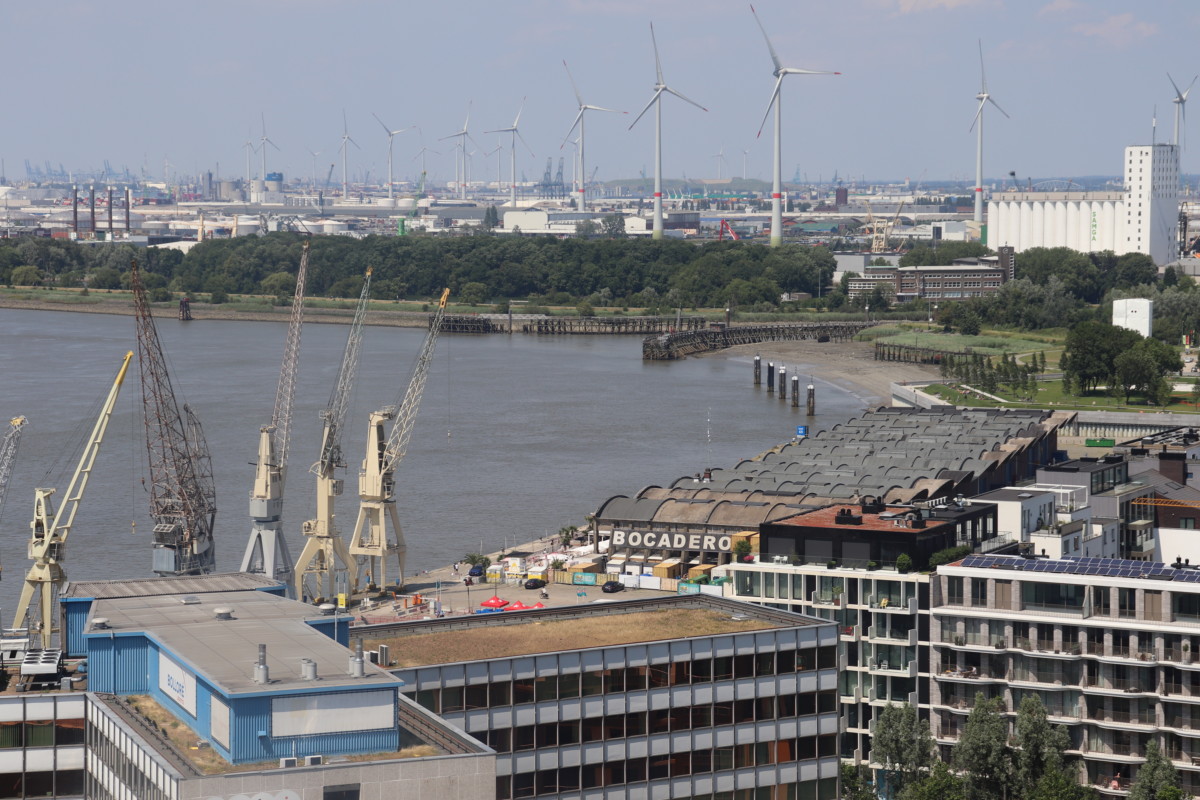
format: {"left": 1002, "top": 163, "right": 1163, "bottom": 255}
{"left": 630, "top": 22, "right": 706, "bottom": 240}
{"left": 259, "top": 113, "right": 279, "bottom": 181}
{"left": 750, "top": 5, "right": 839, "bottom": 247}
{"left": 373, "top": 113, "right": 411, "bottom": 201}
{"left": 971, "top": 40, "right": 1009, "bottom": 224}
{"left": 562, "top": 61, "right": 623, "bottom": 213}
{"left": 486, "top": 98, "right": 535, "bottom": 207}
{"left": 338, "top": 110, "right": 359, "bottom": 199}
{"left": 440, "top": 105, "right": 475, "bottom": 200}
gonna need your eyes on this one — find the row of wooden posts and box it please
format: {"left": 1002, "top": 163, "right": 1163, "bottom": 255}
{"left": 753, "top": 355, "right": 816, "bottom": 415}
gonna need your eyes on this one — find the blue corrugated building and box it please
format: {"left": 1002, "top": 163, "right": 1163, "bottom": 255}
{"left": 81, "top": 584, "right": 401, "bottom": 765}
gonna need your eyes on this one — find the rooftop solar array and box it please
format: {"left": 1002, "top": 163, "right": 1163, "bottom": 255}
{"left": 958, "top": 554, "right": 1196, "bottom": 581}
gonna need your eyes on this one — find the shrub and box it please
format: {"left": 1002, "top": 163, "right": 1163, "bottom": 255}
{"left": 896, "top": 553, "right": 913, "bottom": 573}
{"left": 928, "top": 544, "right": 973, "bottom": 568}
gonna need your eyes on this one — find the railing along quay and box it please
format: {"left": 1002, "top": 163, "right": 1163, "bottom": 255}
{"left": 642, "top": 321, "right": 872, "bottom": 360}
{"left": 436, "top": 314, "right": 708, "bottom": 335}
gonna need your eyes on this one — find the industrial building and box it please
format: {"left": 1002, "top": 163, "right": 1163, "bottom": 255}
{"left": 379, "top": 594, "right": 841, "bottom": 800}
{"left": 987, "top": 144, "right": 1180, "bottom": 265}
{"left": 1113, "top": 297, "right": 1154, "bottom": 338}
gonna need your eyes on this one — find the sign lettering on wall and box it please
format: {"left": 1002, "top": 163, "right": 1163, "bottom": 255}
{"left": 609, "top": 530, "right": 732, "bottom": 553}
{"left": 158, "top": 651, "right": 197, "bottom": 717}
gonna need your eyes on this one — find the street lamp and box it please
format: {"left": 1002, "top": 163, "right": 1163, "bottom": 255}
{"left": 929, "top": 302, "right": 937, "bottom": 325}
{"left": 865, "top": 302, "right": 870, "bottom": 323}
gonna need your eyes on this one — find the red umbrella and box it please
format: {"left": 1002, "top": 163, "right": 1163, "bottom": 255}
{"left": 506, "top": 601, "right": 531, "bottom": 611}
{"left": 480, "top": 596, "right": 509, "bottom": 608}
{"left": 532, "top": 602, "right": 546, "bottom": 609}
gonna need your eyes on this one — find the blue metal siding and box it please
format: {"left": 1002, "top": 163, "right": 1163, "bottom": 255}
{"left": 85, "top": 634, "right": 150, "bottom": 694}
{"left": 255, "top": 584, "right": 287, "bottom": 597}
{"left": 227, "top": 693, "right": 399, "bottom": 764}
{"left": 61, "top": 598, "right": 95, "bottom": 658}
{"left": 303, "top": 617, "right": 350, "bottom": 647}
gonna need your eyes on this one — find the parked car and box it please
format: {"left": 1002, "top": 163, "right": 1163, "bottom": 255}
{"left": 468, "top": 564, "right": 485, "bottom": 577}
{"left": 524, "top": 578, "right": 547, "bottom": 590}
{"left": 601, "top": 580, "right": 624, "bottom": 594}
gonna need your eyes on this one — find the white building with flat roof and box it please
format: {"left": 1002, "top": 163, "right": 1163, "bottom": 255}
{"left": 1113, "top": 297, "right": 1154, "bottom": 338}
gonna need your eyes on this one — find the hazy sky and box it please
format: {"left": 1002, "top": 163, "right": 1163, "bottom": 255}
{"left": 5, "top": 0, "right": 1199, "bottom": 187}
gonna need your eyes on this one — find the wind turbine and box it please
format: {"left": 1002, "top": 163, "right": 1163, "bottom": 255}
{"left": 971, "top": 40, "right": 1009, "bottom": 224}
{"left": 742, "top": 149, "right": 750, "bottom": 180}
{"left": 562, "top": 60, "right": 624, "bottom": 213}
{"left": 338, "top": 110, "right": 359, "bottom": 198}
{"left": 440, "top": 104, "right": 477, "bottom": 200}
{"left": 307, "top": 149, "right": 321, "bottom": 195}
{"left": 242, "top": 133, "right": 259, "bottom": 185}
{"left": 373, "top": 113, "right": 411, "bottom": 201}
{"left": 713, "top": 146, "right": 727, "bottom": 179}
{"left": 1169, "top": 73, "right": 1198, "bottom": 149}
{"left": 629, "top": 22, "right": 706, "bottom": 239}
{"left": 486, "top": 98, "right": 535, "bottom": 207}
{"left": 258, "top": 113, "right": 279, "bottom": 181}
{"left": 751, "top": 5, "right": 839, "bottom": 247}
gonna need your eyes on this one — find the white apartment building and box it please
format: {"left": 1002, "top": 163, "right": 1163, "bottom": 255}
{"left": 934, "top": 554, "right": 1200, "bottom": 797}
{"left": 988, "top": 144, "right": 1180, "bottom": 265}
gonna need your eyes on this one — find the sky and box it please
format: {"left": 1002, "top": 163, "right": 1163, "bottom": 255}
{"left": 4, "top": 0, "right": 1200, "bottom": 188}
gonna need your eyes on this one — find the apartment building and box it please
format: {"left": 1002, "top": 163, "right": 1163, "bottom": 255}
{"left": 933, "top": 554, "right": 1200, "bottom": 797}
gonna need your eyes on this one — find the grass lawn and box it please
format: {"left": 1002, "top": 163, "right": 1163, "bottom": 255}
{"left": 872, "top": 329, "right": 1062, "bottom": 356}
{"left": 924, "top": 380, "right": 1200, "bottom": 414}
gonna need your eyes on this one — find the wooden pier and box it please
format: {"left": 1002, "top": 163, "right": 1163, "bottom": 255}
{"left": 437, "top": 314, "right": 707, "bottom": 335}
{"left": 873, "top": 341, "right": 961, "bottom": 365}
{"left": 642, "top": 321, "right": 872, "bottom": 360}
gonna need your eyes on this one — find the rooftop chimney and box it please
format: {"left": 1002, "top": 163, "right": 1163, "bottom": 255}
{"left": 254, "top": 644, "right": 270, "bottom": 684}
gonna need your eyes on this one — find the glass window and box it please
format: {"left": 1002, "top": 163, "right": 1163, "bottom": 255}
{"left": 464, "top": 685, "right": 489, "bottom": 711}
{"left": 692, "top": 658, "right": 712, "bottom": 683}
{"left": 1119, "top": 588, "right": 1137, "bottom": 619}
{"left": 735, "top": 571, "right": 762, "bottom": 597}
{"left": 756, "top": 653, "right": 776, "bottom": 676}
{"left": 440, "top": 686, "right": 464, "bottom": 714}
{"left": 947, "top": 577, "right": 964, "bottom": 605}
{"left": 971, "top": 579, "right": 987, "bottom": 607}
{"left": 627, "top": 711, "right": 647, "bottom": 737}
{"left": 558, "top": 673, "right": 580, "bottom": 699}
{"left": 490, "top": 681, "right": 512, "bottom": 706}
{"left": 580, "top": 670, "right": 603, "bottom": 697}
{"left": 534, "top": 676, "right": 556, "bottom": 703}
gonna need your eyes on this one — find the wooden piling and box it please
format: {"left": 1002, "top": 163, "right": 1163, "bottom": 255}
{"left": 767, "top": 363, "right": 775, "bottom": 393}
{"left": 753, "top": 355, "right": 761, "bottom": 386}
{"left": 779, "top": 367, "right": 787, "bottom": 400}
{"left": 791, "top": 375, "right": 800, "bottom": 408}
{"left": 807, "top": 383, "right": 816, "bottom": 416}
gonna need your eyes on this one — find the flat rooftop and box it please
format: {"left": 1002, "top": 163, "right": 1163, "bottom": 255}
{"left": 89, "top": 590, "right": 398, "bottom": 695}
{"left": 64, "top": 571, "right": 281, "bottom": 599}
{"left": 973, "top": 488, "right": 1054, "bottom": 503}
{"left": 359, "top": 596, "right": 822, "bottom": 668}
{"left": 773, "top": 505, "right": 954, "bottom": 534}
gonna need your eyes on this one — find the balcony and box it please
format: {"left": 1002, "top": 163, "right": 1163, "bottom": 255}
{"left": 1081, "top": 677, "right": 1155, "bottom": 697}
{"left": 840, "top": 626, "right": 860, "bottom": 643}
{"left": 1090, "top": 709, "right": 1157, "bottom": 729}
{"left": 869, "top": 658, "right": 918, "bottom": 679}
{"left": 869, "top": 626, "right": 917, "bottom": 646}
{"left": 868, "top": 594, "right": 917, "bottom": 614}
{"left": 1167, "top": 749, "right": 1200, "bottom": 769}
{"left": 936, "top": 666, "right": 1006, "bottom": 684}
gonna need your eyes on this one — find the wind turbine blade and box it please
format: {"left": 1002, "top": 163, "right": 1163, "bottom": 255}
{"left": 561, "top": 108, "right": 585, "bottom": 148}
{"left": 373, "top": 112, "right": 393, "bottom": 135}
{"left": 629, "top": 90, "right": 663, "bottom": 130}
{"left": 969, "top": 98, "right": 985, "bottom": 132}
{"left": 342, "top": 109, "right": 349, "bottom": 135}
{"left": 650, "top": 22, "right": 665, "bottom": 86}
{"left": 1169, "top": 73, "right": 1185, "bottom": 102}
{"left": 756, "top": 76, "right": 782, "bottom": 138}
{"left": 514, "top": 96, "right": 526, "bottom": 128}
{"left": 584, "top": 105, "right": 625, "bottom": 114}
{"left": 563, "top": 60, "right": 584, "bottom": 106}
{"left": 348, "top": 136, "right": 360, "bottom": 150}
{"left": 978, "top": 39, "right": 987, "bottom": 93}
{"left": 266, "top": 138, "right": 281, "bottom": 151}
{"left": 1186, "top": 75, "right": 1199, "bottom": 101}
{"left": 664, "top": 86, "right": 708, "bottom": 112}
{"left": 467, "top": 133, "right": 484, "bottom": 152}
{"left": 987, "top": 96, "right": 1010, "bottom": 119}
{"left": 515, "top": 129, "right": 535, "bottom": 157}
{"left": 749, "top": 5, "right": 782, "bottom": 74}
{"left": 780, "top": 68, "right": 840, "bottom": 76}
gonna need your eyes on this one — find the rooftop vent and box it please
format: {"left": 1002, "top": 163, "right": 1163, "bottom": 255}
{"left": 300, "top": 658, "right": 318, "bottom": 681}
{"left": 213, "top": 607, "right": 234, "bottom": 621}
{"left": 317, "top": 603, "right": 337, "bottom": 616}
{"left": 254, "top": 644, "right": 270, "bottom": 685}
{"left": 179, "top": 596, "right": 201, "bottom": 605}
{"left": 833, "top": 508, "right": 863, "bottom": 525}
{"left": 92, "top": 618, "right": 110, "bottom": 631}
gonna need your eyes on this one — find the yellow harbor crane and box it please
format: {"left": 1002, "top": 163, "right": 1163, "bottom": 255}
{"left": 0, "top": 416, "right": 29, "bottom": 578}
{"left": 15, "top": 353, "right": 132, "bottom": 649}
{"left": 294, "top": 269, "right": 373, "bottom": 603}
{"left": 349, "top": 288, "right": 450, "bottom": 593}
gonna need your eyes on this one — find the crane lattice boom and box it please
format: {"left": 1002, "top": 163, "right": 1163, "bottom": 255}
{"left": 0, "top": 416, "right": 27, "bottom": 532}
{"left": 132, "top": 261, "right": 217, "bottom": 576}
{"left": 381, "top": 288, "right": 451, "bottom": 472}
{"left": 314, "top": 269, "right": 373, "bottom": 477}
{"left": 271, "top": 239, "right": 310, "bottom": 475}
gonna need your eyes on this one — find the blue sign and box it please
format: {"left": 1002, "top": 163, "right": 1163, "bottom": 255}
{"left": 796, "top": 425, "right": 809, "bottom": 437}
{"left": 572, "top": 572, "right": 598, "bottom": 586}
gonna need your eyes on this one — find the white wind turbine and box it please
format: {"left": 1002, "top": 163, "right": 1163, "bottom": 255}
{"left": 440, "top": 104, "right": 477, "bottom": 200}
{"left": 971, "top": 40, "right": 1009, "bottom": 224}
{"left": 486, "top": 98, "right": 535, "bottom": 207}
{"left": 242, "top": 132, "right": 258, "bottom": 185}
{"left": 713, "top": 146, "right": 727, "bottom": 179}
{"left": 338, "top": 110, "right": 360, "bottom": 198}
{"left": 562, "top": 60, "right": 624, "bottom": 213}
{"left": 258, "top": 113, "right": 279, "bottom": 181}
{"left": 1170, "top": 73, "right": 1198, "bottom": 149}
{"left": 751, "top": 5, "right": 839, "bottom": 247}
{"left": 373, "top": 113, "right": 412, "bottom": 201}
{"left": 307, "top": 149, "right": 321, "bottom": 194}
{"left": 629, "top": 22, "right": 706, "bottom": 240}
{"left": 742, "top": 149, "right": 750, "bottom": 180}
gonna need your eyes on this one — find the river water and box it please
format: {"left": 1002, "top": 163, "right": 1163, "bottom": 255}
{"left": 0, "top": 308, "right": 865, "bottom": 616}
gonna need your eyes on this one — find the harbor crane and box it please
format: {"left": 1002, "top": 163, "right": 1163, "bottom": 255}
{"left": 349, "top": 288, "right": 450, "bottom": 593}
{"left": 0, "top": 416, "right": 29, "bottom": 576}
{"left": 132, "top": 261, "right": 217, "bottom": 576}
{"left": 242, "top": 240, "right": 310, "bottom": 590}
{"left": 294, "top": 269, "right": 373, "bottom": 603}
{"left": 15, "top": 354, "right": 131, "bottom": 649}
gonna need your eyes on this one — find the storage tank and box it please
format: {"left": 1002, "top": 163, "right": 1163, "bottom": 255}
{"left": 322, "top": 219, "right": 348, "bottom": 234}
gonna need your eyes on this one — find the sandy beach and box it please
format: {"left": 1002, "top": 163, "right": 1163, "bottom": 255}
{"left": 714, "top": 340, "right": 941, "bottom": 407}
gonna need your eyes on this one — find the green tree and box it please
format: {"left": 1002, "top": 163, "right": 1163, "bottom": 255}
{"left": 1128, "top": 740, "right": 1180, "bottom": 800}
{"left": 576, "top": 300, "right": 595, "bottom": 317}
{"left": 953, "top": 694, "right": 1012, "bottom": 800}
{"left": 601, "top": 213, "right": 627, "bottom": 238}
{"left": 1061, "top": 321, "right": 1141, "bottom": 394}
{"left": 872, "top": 703, "right": 935, "bottom": 797}
{"left": 899, "top": 761, "right": 966, "bottom": 800}
{"left": 1115, "top": 338, "right": 1183, "bottom": 403}
{"left": 574, "top": 219, "right": 599, "bottom": 238}
{"left": 482, "top": 205, "right": 499, "bottom": 230}
{"left": 460, "top": 281, "right": 488, "bottom": 306}
{"left": 10, "top": 265, "right": 42, "bottom": 286}
{"left": 259, "top": 271, "right": 296, "bottom": 297}
{"left": 1027, "top": 766, "right": 1097, "bottom": 800}
{"left": 840, "top": 763, "right": 878, "bottom": 800}
{"left": 1015, "top": 694, "right": 1072, "bottom": 788}
{"left": 958, "top": 310, "right": 982, "bottom": 336}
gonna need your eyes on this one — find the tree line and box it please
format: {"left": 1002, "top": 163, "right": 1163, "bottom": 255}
{"left": 846, "top": 695, "right": 1183, "bottom": 800}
